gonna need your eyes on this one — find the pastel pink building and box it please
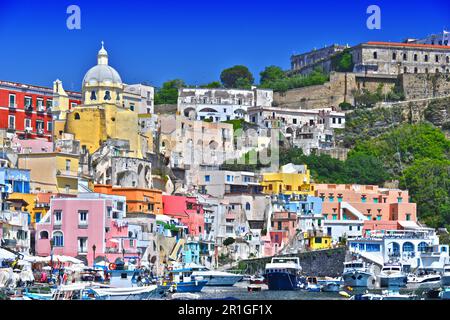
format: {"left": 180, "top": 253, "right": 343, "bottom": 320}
{"left": 35, "top": 193, "right": 139, "bottom": 266}
{"left": 162, "top": 195, "right": 205, "bottom": 237}
{"left": 313, "top": 184, "right": 417, "bottom": 222}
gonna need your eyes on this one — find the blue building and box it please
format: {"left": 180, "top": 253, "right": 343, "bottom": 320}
{"left": 276, "top": 194, "right": 323, "bottom": 215}
{"left": 0, "top": 167, "right": 30, "bottom": 194}
{"left": 182, "top": 240, "right": 200, "bottom": 265}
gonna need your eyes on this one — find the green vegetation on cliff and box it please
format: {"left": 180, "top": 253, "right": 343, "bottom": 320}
{"left": 259, "top": 68, "right": 329, "bottom": 92}
{"left": 350, "top": 123, "right": 450, "bottom": 228}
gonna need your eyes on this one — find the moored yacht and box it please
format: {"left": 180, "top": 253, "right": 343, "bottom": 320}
{"left": 342, "top": 260, "right": 375, "bottom": 288}
{"left": 265, "top": 257, "right": 303, "bottom": 290}
{"left": 407, "top": 271, "right": 441, "bottom": 288}
{"left": 187, "top": 263, "right": 243, "bottom": 286}
{"left": 441, "top": 264, "right": 450, "bottom": 287}
{"left": 378, "top": 262, "right": 407, "bottom": 288}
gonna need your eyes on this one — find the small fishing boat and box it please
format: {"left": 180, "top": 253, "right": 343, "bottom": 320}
{"left": 305, "top": 277, "right": 321, "bottom": 292}
{"left": 249, "top": 275, "right": 266, "bottom": 285}
{"left": 158, "top": 268, "right": 208, "bottom": 293}
{"left": 342, "top": 260, "right": 375, "bottom": 288}
{"left": 318, "top": 277, "right": 343, "bottom": 292}
{"left": 247, "top": 284, "right": 262, "bottom": 292}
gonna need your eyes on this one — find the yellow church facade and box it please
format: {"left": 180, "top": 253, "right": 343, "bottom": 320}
{"left": 57, "top": 42, "right": 148, "bottom": 159}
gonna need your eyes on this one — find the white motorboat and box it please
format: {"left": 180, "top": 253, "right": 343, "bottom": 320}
{"left": 407, "top": 272, "right": 441, "bottom": 288}
{"left": 342, "top": 260, "right": 375, "bottom": 288}
{"left": 187, "top": 263, "right": 243, "bottom": 287}
{"left": 350, "top": 290, "right": 417, "bottom": 300}
{"left": 318, "top": 277, "right": 343, "bottom": 292}
{"left": 440, "top": 264, "right": 450, "bottom": 287}
{"left": 378, "top": 263, "right": 407, "bottom": 288}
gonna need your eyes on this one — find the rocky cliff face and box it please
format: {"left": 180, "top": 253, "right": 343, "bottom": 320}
{"left": 424, "top": 98, "right": 450, "bottom": 129}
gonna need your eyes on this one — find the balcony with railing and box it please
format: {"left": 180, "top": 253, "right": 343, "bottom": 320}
{"left": 56, "top": 169, "right": 78, "bottom": 179}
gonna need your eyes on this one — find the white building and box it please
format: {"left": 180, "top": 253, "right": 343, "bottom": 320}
{"left": 123, "top": 83, "right": 154, "bottom": 115}
{"left": 178, "top": 87, "right": 273, "bottom": 123}
{"left": 348, "top": 228, "right": 450, "bottom": 271}
{"left": 412, "top": 30, "right": 450, "bottom": 46}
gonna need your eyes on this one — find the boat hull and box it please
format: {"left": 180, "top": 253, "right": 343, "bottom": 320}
{"left": 204, "top": 275, "right": 243, "bottom": 286}
{"left": 379, "top": 275, "right": 407, "bottom": 288}
{"left": 321, "top": 283, "right": 341, "bottom": 292}
{"left": 343, "top": 271, "right": 374, "bottom": 287}
{"left": 159, "top": 280, "right": 208, "bottom": 293}
{"left": 441, "top": 275, "right": 450, "bottom": 287}
{"left": 266, "top": 272, "right": 300, "bottom": 290}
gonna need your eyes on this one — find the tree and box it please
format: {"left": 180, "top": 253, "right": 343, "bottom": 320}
{"left": 234, "top": 77, "right": 252, "bottom": 90}
{"left": 223, "top": 237, "right": 235, "bottom": 247}
{"left": 343, "top": 153, "right": 390, "bottom": 185}
{"left": 260, "top": 66, "right": 285, "bottom": 85}
{"left": 400, "top": 158, "right": 450, "bottom": 228}
{"left": 220, "top": 65, "right": 254, "bottom": 88}
{"left": 154, "top": 79, "right": 186, "bottom": 105}
{"left": 201, "top": 81, "right": 222, "bottom": 89}
{"left": 331, "top": 49, "right": 354, "bottom": 72}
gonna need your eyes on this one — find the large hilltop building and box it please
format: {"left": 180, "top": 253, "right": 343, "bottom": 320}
{"left": 177, "top": 87, "right": 273, "bottom": 123}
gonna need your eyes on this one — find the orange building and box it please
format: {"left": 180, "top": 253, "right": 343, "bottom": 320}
{"left": 94, "top": 185, "right": 163, "bottom": 215}
{"left": 313, "top": 184, "right": 417, "bottom": 222}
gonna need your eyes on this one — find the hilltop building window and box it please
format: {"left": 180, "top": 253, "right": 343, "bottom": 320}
{"left": 90, "top": 90, "right": 97, "bottom": 100}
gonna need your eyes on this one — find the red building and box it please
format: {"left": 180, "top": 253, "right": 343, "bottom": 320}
{"left": 0, "top": 80, "right": 81, "bottom": 141}
{"left": 162, "top": 195, "right": 205, "bottom": 237}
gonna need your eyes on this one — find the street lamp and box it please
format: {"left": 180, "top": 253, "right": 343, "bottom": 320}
{"left": 49, "top": 237, "right": 54, "bottom": 274}
{"left": 92, "top": 244, "right": 96, "bottom": 267}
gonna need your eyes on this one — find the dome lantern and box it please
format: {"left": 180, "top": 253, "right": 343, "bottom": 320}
{"left": 98, "top": 41, "right": 108, "bottom": 65}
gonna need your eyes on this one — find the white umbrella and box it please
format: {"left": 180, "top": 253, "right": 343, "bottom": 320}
{"left": 0, "top": 248, "right": 16, "bottom": 260}
{"left": 42, "top": 266, "right": 51, "bottom": 271}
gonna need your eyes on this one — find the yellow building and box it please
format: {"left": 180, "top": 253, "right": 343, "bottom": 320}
{"left": 304, "top": 233, "right": 333, "bottom": 250}
{"left": 18, "top": 152, "right": 80, "bottom": 194}
{"left": 261, "top": 163, "right": 314, "bottom": 195}
{"left": 62, "top": 43, "right": 146, "bottom": 158}
{"left": 8, "top": 193, "right": 51, "bottom": 224}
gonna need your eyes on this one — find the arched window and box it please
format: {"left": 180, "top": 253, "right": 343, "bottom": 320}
{"left": 39, "top": 230, "right": 49, "bottom": 239}
{"left": 104, "top": 91, "right": 111, "bottom": 100}
{"left": 373, "top": 52, "right": 378, "bottom": 59}
{"left": 414, "top": 67, "right": 418, "bottom": 74}
{"left": 403, "top": 242, "right": 414, "bottom": 252}
{"left": 90, "top": 90, "right": 97, "bottom": 101}
{"left": 403, "top": 53, "right": 407, "bottom": 61}
{"left": 446, "top": 56, "right": 450, "bottom": 64}
{"left": 403, "top": 67, "right": 408, "bottom": 74}
{"left": 53, "top": 231, "right": 64, "bottom": 247}
{"left": 74, "top": 113, "right": 80, "bottom": 120}
{"left": 418, "top": 242, "right": 428, "bottom": 253}
{"left": 116, "top": 91, "right": 120, "bottom": 100}
{"left": 245, "top": 202, "right": 251, "bottom": 211}
{"left": 424, "top": 55, "right": 429, "bottom": 62}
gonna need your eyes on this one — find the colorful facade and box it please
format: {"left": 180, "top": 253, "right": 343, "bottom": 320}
{"left": 18, "top": 152, "right": 80, "bottom": 194}
{"left": 94, "top": 184, "right": 163, "bottom": 215}
{"left": 34, "top": 193, "right": 138, "bottom": 266}
{"left": 314, "top": 184, "right": 417, "bottom": 222}
{"left": 0, "top": 80, "right": 80, "bottom": 141}
{"left": 162, "top": 195, "right": 205, "bottom": 237}
{"left": 261, "top": 163, "right": 314, "bottom": 195}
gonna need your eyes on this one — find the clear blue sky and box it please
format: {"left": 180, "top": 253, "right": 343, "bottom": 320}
{"left": 0, "top": 0, "right": 449, "bottom": 91}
